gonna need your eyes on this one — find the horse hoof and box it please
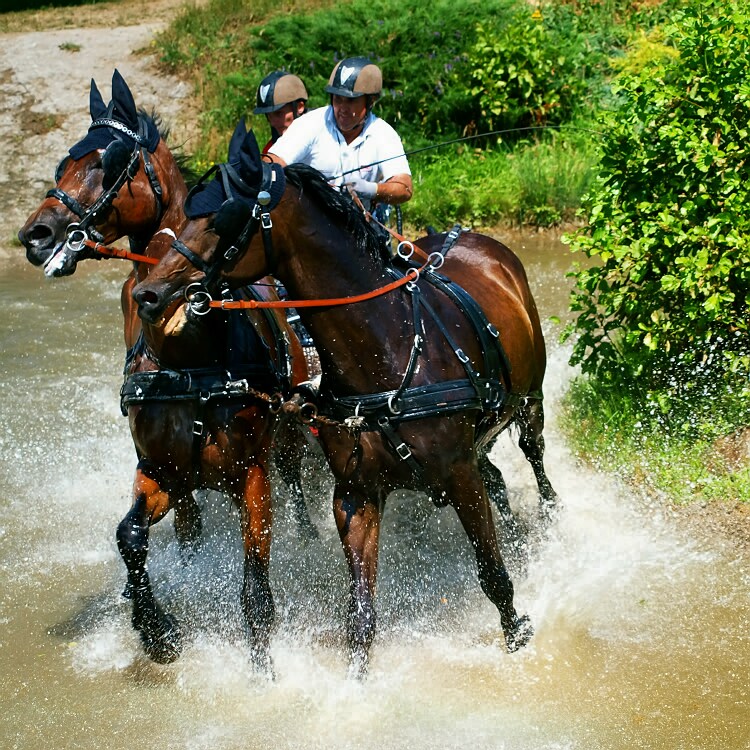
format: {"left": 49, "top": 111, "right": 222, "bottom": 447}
{"left": 347, "top": 647, "right": 369, "bottom": 680}
{"left": 505, "top": 614, "right": 533, "bottom": 653}
{"left": 250, "top": 645, "right": 275, "bottom": 679}
{"left": 140, "top": 614, "right": 183, "bottom": 664}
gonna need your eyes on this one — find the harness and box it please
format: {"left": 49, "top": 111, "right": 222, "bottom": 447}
{"left": 121, "top": 284, "right": 293, "bottom": 415}
{"left": 317, "top": 240, "right": 522, "bottom": 480}
{"left": 171, "top": 161, "right": 278, "bottom": 286}
{"left": 176, "top": 197, "right": 532, "bottom": 490}
{"left": 120, "top": 287, "right": 293, "bottom": 489}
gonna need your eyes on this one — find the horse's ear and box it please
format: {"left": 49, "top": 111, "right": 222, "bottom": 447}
{"left": 89, "top": 78, "right": 107, "bottom": 119}
{"left": 239, "top": 128, "right": 261, "bottom": 163}
{"left": 227, "top": 117, "right": 248, "bottom": 162}
{"left": 110, "top": 69, "right": 138, "bottom": 127}
{"left": 237, "top": 128, "right": 262, "bottom": 187}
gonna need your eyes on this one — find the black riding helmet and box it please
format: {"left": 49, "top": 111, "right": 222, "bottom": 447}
{"left": 253, "top": 71, "right": 309, "bottom": 114}
{"left": 325, "top": 57, "right": 382, "bottom": 100}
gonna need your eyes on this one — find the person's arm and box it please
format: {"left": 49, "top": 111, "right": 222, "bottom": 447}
{"left": 345, "top": 173, "right": 412, "bottom": 205}
{"left": 264, "top": 151, "right": 288, "bottom": 167}
{"left": 375, "top": 174, "right": 412, "bottom": 205}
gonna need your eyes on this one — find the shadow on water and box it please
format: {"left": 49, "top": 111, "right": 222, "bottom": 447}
{"left": 1, "top": 239, "right": 749, "bottom": 750}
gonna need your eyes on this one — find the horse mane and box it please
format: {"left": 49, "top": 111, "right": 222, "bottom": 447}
{"left": 283, "top": 163, "right": 387, "bottom": 265}
{"left": 140, "top": 108, "right": 201, "bottom": 189}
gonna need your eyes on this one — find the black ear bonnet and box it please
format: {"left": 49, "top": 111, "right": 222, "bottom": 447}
{"left": 183, "top": 118, "right": 286, "bottom": 219}
{"left": 68, "top": 69, "right": 160, "bottom": 160}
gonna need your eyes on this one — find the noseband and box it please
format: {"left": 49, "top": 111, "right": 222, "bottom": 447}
{"left": 47, "top": 117, "right": 165, "bottom": 250}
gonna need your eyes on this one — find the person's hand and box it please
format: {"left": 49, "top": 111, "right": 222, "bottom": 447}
{"left": 345, "top": 177, "right": 378, "bottom": 198}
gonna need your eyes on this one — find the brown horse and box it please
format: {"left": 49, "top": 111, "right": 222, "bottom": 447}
{"left": 132, "top": 155, "right": 559, "bottom": 675}
{"left": 17, "top": 71, "right": 316, "bottom": 670}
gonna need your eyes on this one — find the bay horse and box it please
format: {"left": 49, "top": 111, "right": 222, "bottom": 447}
{"left": 132, "top": 148, "right": 559, "bottom": 675}
{"left": 17, "top": 71, "right": 317, "bottom": 670}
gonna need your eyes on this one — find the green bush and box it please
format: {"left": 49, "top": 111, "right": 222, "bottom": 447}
{"left": 565, "top": 0, "right": 750, "bottom": 435}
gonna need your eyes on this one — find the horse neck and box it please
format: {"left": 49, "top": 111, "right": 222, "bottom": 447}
{"left": 125, "top": 146, "right": 228, "bottom": 369}
{"left": 270, "top": 198, "right": 415, "bottom": 394}
{"left": 130, "top": 140, "right": 190, "bottom": 269}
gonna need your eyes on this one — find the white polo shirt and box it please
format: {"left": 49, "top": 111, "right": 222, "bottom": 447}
{"left": 268, "top": 106, "right": 410, "bottom": 201}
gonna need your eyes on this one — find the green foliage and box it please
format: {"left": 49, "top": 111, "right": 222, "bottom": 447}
{"left": 247, "top": 0, "right": 515, "bottom": 141}
{"left": 561, "top": 376, "right": 750, "bottom": 503}
{"left": 403, "top": 127, "right": 596, "bottom": 230}
{"left": 565, "top": 0, "right": 750, "bottom": 434}
{"left": 467, "top": 6, "right": 592, "bottom": 131}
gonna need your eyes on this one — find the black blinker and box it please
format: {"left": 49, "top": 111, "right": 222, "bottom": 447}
{"left": 54, "top": 156, "right": 70, "bottom": 183}
{"left": 213, "top": 199, "right": 252, "bottom": 239}
{"left": 102, "top": 139, "right": 133, "bottom": 189}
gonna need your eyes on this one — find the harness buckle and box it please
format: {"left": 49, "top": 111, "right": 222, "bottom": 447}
{"left": 228, "top": 378, "right": 249, "bottom": 393}
{"left": 261, "top": 211, "right": 273, "bottom": 230}
{"left": 224, "top": 245, "right": 239, "bottom": 261}
{"left": 396, "top": 442, "right": 413, "bottom": 460}
{"left": 455, "top": 348, "right": 470, "bottom": 364}
{"left": 487, "top": 322, "right": 499, "bottom": 338}
{"left": 193, "top": 420, "right": 204, "bottom": 435}
{"left": 427, "top": 251, "right": 445, "bottom": 270}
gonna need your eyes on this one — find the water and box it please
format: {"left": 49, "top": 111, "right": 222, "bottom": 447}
{"left": 1, "top": 237, "right": 748, "bottom": 750}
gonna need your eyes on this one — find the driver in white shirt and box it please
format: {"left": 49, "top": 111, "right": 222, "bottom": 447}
{"left": 266, "top": 56, "right": 413, "bottom": 213}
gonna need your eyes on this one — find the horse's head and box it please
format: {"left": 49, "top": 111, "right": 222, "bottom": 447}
{"left": 18, "top": 70, "right": 176, "bottom": 276}
{"left": 133, "top": 120, "right": 286, "bottom": 324}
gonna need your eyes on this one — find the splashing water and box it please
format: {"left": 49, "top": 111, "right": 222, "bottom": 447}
{"left": 1, "top": 243, "right": 748, "bottom": 750}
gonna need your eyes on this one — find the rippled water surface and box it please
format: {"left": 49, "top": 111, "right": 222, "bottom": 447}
{"left": 1, "top": 237, "right": 748, "bottom": 750}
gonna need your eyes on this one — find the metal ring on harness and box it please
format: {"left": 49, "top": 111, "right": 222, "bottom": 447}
{"left": 65, "top": 225, "right": 87, "bottom": 253}
{"left": 387, "top": 393, "right": 402, "bottom": 415}
{"left": 427, "top": 251, "right": 445, "bottom": 270}
{"left": 299, "top": 401, "right": 318, "bottom": 424}
{"left": 185, "top": 283, "right": 213, "bottom": 316}
{"left": 397, "top": 240, "right": 415, "bottom": 260}
{"left": 405, "top": 267, "right": 420, "bottom": 291}
{"left": 269, "top": 392, "right": 282, "bottom": 414}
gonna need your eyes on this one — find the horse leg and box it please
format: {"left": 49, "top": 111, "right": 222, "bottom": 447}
{"left": 516, "top": 398, "right": 559, "bottom": 522}
{"left": 172, "top": 490, "right": 203, "bottom": 559}
{"left": 445, "top": 461, "right": 533, "bottom": 652}
{"left": 478, "top": 450, "right": 520, "bottom": 531}
{"left": 237, "top": 459, "right": 275, "bottom": 675}
{"left": 332, "top": 482, "right": 383, "bottom": 678}
{"left": 116, "top": 464, "right": 182, "bottom": 663}
{"left": 272, "top": 422, "right": 319, "bottom": 540}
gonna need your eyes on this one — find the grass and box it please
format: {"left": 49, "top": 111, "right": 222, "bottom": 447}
{"left": 406, "top": 125, "right": 597, "bottom": 231}
{"left": 560, "top": 376, "right": 750, "bottom": 504}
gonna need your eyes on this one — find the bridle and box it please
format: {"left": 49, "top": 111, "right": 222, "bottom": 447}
{"left": 169, "top": 161, "right": 277, "bottom": 312}
{"left": 48, "top": 117, "right": 165, "bottom": 254}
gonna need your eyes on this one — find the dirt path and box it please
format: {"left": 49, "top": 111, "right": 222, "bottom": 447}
{"left": 0, "top": 0, "right": 197, "bottom": 251}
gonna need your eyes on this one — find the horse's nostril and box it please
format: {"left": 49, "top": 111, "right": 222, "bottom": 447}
{"left": 27, "top": 224, "right": 54, "bottom": 244}
{"left": 136, "top": 288, "right": 159, "bottom": 306}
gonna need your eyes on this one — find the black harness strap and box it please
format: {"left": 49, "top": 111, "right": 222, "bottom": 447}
{"left": 120, "top": 364, "right": 276, "bottom": 412}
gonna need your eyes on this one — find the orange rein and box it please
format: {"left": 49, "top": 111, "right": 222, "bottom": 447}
{"left": 208, "top": 191, "right": 434, "bottom": 311}
{"left": 79, "top": 236, "right": 159, "bottom": 265}
{"left": 209, "top": 264, "right": 424, "bottom": 310}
